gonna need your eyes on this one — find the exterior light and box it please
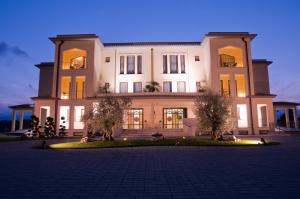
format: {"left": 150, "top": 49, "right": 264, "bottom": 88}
{"left": 182, "top": 136, "right": 186, "bottom": 139}
{"left": 123, "top": 138, "right": 127, "bottom": 141}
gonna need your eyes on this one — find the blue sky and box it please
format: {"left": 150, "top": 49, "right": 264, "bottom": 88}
{"left": 0, "top": 0, "right": 300, "bottom": 120}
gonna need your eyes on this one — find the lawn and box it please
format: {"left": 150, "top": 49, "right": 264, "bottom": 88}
{"left": 49, "top": 138, "right": 279, "bottom": 149}
{"left": 0, "top": 136, "right": 20, "bottom": 142}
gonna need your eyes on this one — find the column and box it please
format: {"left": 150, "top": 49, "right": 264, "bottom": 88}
{"left": 11, "top": 110, "right": 16, "bottom": 132}
{"left": 293, "top": 108, "right": 299, "bottom": 129}
{"left": 285, "top": 108, "right": 290, "bottom": 128}
{"left": 19, "top": 111, "right": 24, "bottom": 130}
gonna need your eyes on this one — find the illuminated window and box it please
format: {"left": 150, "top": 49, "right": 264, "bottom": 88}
{"left": 163, "top": 81, "right": 172, "bottom": 92}
{"left": 137, "top": 55, "right": 142, "bottom": 74}
{"left": 170, "top": 55, "right": 178, "bottom": 73}
{"left": 163, "top": 108, "right": 187, "bottom": 129}
{"left": 133, "top": 82, "right": 142, "bottom": 93}
{"left": 235, "top": 75, "right": 246, "bottom": 97}
{"left": 61, "top": 76, "right": 71, "bottom": 99}
{"left": 60, "top": 106, "right": 70, "bottom": 129}
{"left": 257, "top": 104, "right": 268, "bottom": 127}
{"left": 127, "top": 55, "right": 135, "bottom": 74}
{"left": 220, "top": 74, "right": 230, "bottom": 96}
{"left": 163, "top": 55, "right": 168, "bottom": 73}
{"left": 40, "top": 106, "right": 50, "bottom": 126}
{"left": 218, "top": 46, "right": 243, "bottom": 67}
{"left": 123, "top": 109, "right": 143, "bottom": 129}
{"left": 75, "top": 76, "right": 85, "bottom": 99}
{"left": 237, "top": 104, "right": 248, "bottom": 128}
{"left": 74, "top": 106, "right": 85, "bottom": 129}
{"left": 180, "top": 55, "right": 185, "bottom": 73}
{"left": 177, "top": 81, "right": 186, "bottom": 92}
{"left": 62, "top": 48, "right": 87, "bottom": 69}
{"left": 120, "top": 82, "right": 128, "bottom": 93}
{"left": 120, "top": 56, "right": 124, "bottom": 74}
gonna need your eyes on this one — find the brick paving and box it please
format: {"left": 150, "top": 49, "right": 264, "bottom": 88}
{"left": 0, "top": 136, "right": 300, "bottom": 198}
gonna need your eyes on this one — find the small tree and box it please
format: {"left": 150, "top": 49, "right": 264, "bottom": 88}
{"left": 83, "top": 96, "right": 131, "bottom": 141}
{"left": 44, "top": 117, "right": 56, "bottom": 137}
{"left": 29, "top": 115, "right": 41, "bottom": 137}
{"left": 143, "top": 81, "right": 161, "bottom": 92}
{"left": 59, "top": 116, "right": 66, "bottom": 137}
{"left": 194, "top": 90, "right": 235, "bottom": 140}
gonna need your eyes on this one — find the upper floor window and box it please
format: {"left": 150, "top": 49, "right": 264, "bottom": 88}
{"left": 163, "top": 81, "right": 172, "bottom": 92}
{"left": 61, "top": 76, "right": 71, "bottom": 99}
{"left": 62, "top": 48, "right": 87, "bottom": 70}
{"left": 133, "top": 82, "right": 142, "bottom": 93}
{"left": 177, "top": 81, "right": 186, "bottom": 92}
{"left": 120, "top": 55, "right": 142, "bottom": 74}
{"left": 218, "top": 46, "right": 243, "bottom": 67}
{"left": 75, "top": 76, "right": 85, "bottom": 99}
{"left": 120, "top": 56, "right": 124, "bottom": 74}
{"left": 137, "top": 55, "right": 142, "bottom": 74}
{"left": 195, "top": 56, "right": 200, "bottom": 61}
{"left": 235, "top": 74, "right": 246, "bottom": 97}
{"left": 220, "top": 74, "right": 230, "bottom": 96}
{"left": 105, "top": 57, "right": 110, "bottom": 63}
{"left": 120, "top": 82, "right": 128, "bottom": 93}
{"left": 170, "top": 55, "right": 178, "bottom": 73}
{"left": 127, "top": 55, "right": 135, "bottom": 74}
{"left": 163, "top": 54, "right": 186, "bottom": 74}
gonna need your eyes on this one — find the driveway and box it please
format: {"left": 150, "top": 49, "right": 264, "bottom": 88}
{"left": 0, "top": 135, "right": 300, "bottom": 198}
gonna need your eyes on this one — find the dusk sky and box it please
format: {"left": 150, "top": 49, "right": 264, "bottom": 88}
{"left": 0, "top": 0, "right": 299, "bottom": 120}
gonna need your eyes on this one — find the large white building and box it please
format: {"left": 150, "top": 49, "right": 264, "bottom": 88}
{"left": 31, "top": 32, "right": 278, "bottom": 136}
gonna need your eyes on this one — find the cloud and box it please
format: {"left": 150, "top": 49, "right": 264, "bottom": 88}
{"left": 0, "top": 42, "right": 28, "bottom": 57}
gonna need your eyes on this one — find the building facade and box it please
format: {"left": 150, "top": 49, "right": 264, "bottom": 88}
{"left": 32, "top": 32, "right": 275, "bottom": 136}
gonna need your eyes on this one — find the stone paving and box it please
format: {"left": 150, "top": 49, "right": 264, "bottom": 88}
{"left": 0, "top": 135, "right": 300, "bottom": 198}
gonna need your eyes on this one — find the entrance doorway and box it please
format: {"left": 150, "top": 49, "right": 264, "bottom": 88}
{"left": 163, "top": 108, "right": 187, "bottom": 129}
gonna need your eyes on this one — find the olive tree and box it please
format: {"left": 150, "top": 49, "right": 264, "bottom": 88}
{"left": 194, "top": 90, "right": 235, "bottom": 140}
{"left": 83, "top": 96, "right": 131, "bottom": 140}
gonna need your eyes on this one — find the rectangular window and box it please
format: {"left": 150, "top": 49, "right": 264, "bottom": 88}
{"left": 170, "top": 55, "right": 178, "bottom": 73}
{"left": 220, "top": 75, "right": 230, "bottom": 96}
{"left": 163, "top": 81, "right": 172, "bottom": 92}
{"left": 74, "top": 106, "right": 85, "bottom": 129}
{"left": 60, "top": 106, "right": 70, "bottom": 129}
{"left": 40, "top": 106, "right": 50, "bottom": 126}
{"left": 235, "top": 75, "right": 246, "bottom": 97}
{"left": 257, "top": 104, "right": 268, "bottom": 127}
{"left": 237, "top": 104, "right": 248, "bottom": 128}
{"left": 124, "top": 109, "right": 143, "bottom": 129}
{"left": 163, "top": 55, "right": 168, "bottom": 73}
{"left": 180, "top": 55, "right": 185, "bottom": 73}
{"left": 105, "top": 57, "right": 110, "bottom": 63}
{"left": 177, "top": 81, "right": 186, "bottom": 92}
{"left": 75, "top": 76, "right": 85, "bottom": 99}
{"left": 195, "top": 56, "right": 200, "bottom": 61}
{"left": 120, "top": 56, "right": 124, "bottom": 74}
{"left": 61, "top": 76, "right": 71, "bottom": 99}
{"left": 127, "top": 55, "right": 135, "bottom": 74}
{"left": 163, "top": 108, "right": 187, "bottom": 129}
{"left": 120, "top": 82, "right": 128, "bottom": 93}
{"left": 133, "top": 82, "right": 142, "bottom": 93}
{"left": 137, "top": 55, "right": 142, "bottom": 74}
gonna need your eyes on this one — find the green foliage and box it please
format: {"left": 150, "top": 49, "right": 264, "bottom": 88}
{"left": 83, "top": 96, "right": 131, "bottom": 140}
{"left": 49, "top": 138, "right": 279, "bottom": 149}
{"left": 143, "top": 81, "right": 161, "bottom": 92}
{"left": 194, "top": 90, "right": 235, "bottom": 140}
{"left": 59, "top": 116, "right": 66, "bottom": 137}
{"left": 29, "top": 115, "right": 41, "bottom": 137}
{"left": 44, "top": 117, "right": 56, "bottom": 137}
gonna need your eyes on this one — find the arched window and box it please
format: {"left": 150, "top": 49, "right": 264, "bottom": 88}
{"left": 218, "top": 46, "right": 243, "bottom": 67}
{"left": 62, "top": 48, "right": 87, "bottom": 69}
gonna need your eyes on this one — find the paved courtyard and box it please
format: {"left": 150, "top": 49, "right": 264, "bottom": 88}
{"left": 0, "top": 135, "right": 300, "bottom": 199}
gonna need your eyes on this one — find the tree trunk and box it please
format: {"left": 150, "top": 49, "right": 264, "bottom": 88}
{"left": 211, "top": 131, "right": 218, "bottom": 140}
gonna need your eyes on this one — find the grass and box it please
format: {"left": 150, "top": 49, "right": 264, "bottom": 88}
{"left": 0, "top": 136, "right": 21, "bottom": 142}
{"left": 49, "top": 138, "right": 279, "bottom": 149}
